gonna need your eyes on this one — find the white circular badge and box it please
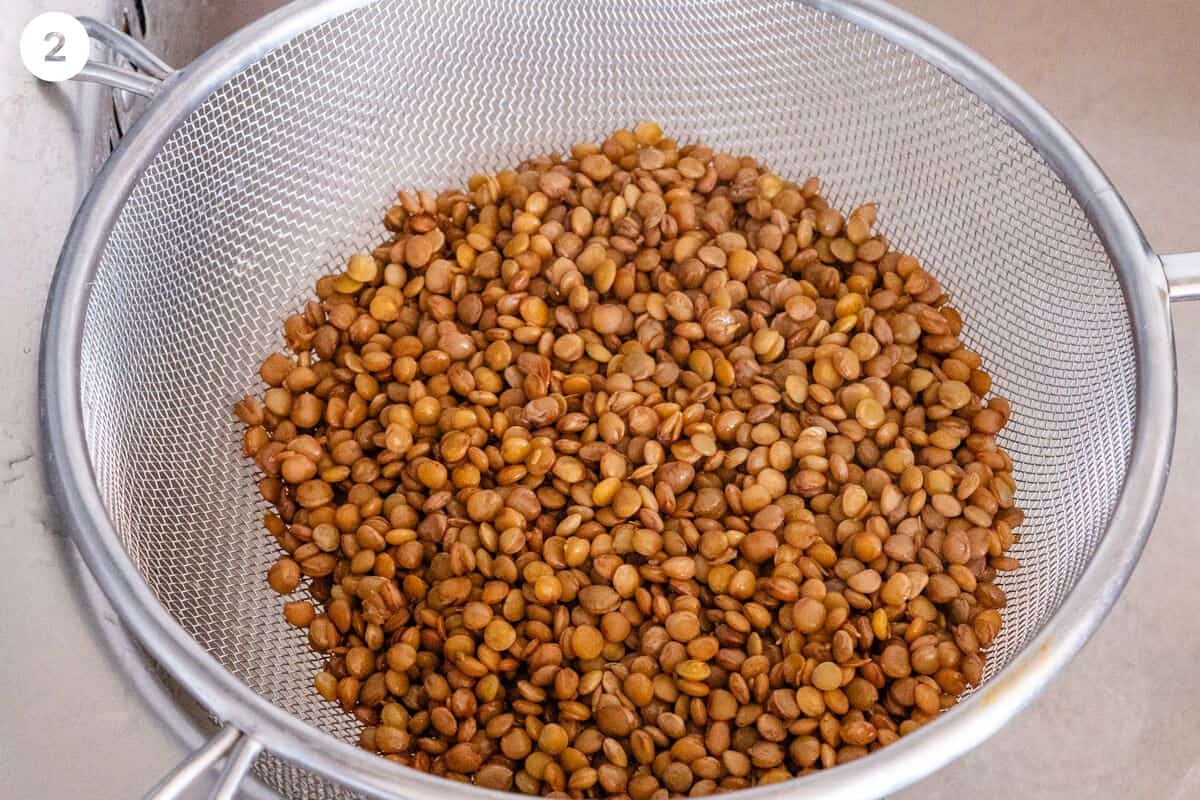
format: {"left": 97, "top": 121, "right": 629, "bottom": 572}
{"left": 20, "top": 13, "right": 90, "bottom": 83}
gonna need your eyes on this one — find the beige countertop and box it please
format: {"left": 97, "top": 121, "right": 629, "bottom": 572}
{"left": 0, "top": 1, "right": 1197, "bottom": 797}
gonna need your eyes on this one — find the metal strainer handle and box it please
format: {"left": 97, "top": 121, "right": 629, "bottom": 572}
{"left": 1162, "top": 252, "right": 1200, "bottom": 301}
{"left": 141, "top": 724, "right": 261, "bottom": 800}
{"left": 23, "top": 15, "right": 173, "bottom": 97}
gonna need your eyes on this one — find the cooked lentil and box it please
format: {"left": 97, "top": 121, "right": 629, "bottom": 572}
{"left": 237, "top": 123, "right": 1022, "bottom": 796}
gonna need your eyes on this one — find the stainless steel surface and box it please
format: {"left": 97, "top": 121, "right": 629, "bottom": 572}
{"left": 13, "top": 0, "right": 1196, "bottom": 798}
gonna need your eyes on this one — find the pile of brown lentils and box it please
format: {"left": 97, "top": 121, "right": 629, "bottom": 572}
{"left": 236, "top": 123, "right": 1021, "bottom": 798}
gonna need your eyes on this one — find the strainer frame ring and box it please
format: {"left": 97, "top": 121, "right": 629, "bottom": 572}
{"left": 39, "top": 0, "right": 1175, "bottom": 798}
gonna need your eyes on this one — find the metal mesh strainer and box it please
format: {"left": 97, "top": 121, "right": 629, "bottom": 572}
{"left": 35, "top": 1, "right": 1198, "bottom": 798}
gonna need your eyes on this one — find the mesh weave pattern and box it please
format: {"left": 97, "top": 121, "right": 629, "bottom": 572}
{"left": 78, "top": 1, "right": 1135, "bottom": 796}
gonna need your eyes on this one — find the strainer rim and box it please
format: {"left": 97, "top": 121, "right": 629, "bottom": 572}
{"left": 39, "top": 0, "right": 1175, "bottom": 798}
